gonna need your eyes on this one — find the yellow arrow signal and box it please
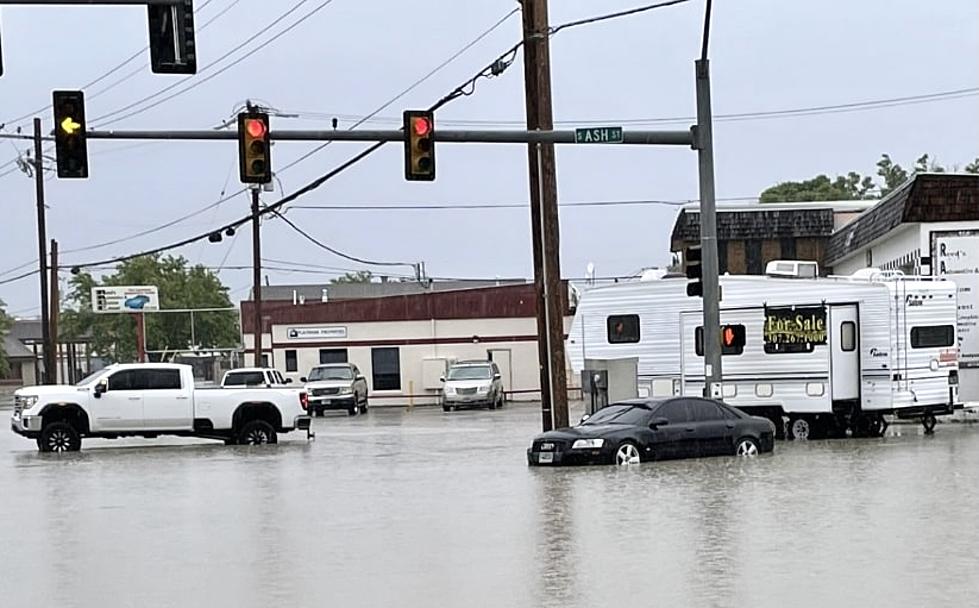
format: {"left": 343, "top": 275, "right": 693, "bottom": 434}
{"left": 60, "top": 116, "right": 82, "bottom": 135}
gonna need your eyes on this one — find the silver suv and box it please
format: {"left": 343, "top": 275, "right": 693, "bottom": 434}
{"left": 441, "top": 361, "right": 505, "bottom": 412}
{"left": 302, "top": 363, "right": 369, "bottom": 416}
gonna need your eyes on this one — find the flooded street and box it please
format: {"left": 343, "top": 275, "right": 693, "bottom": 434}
{"left": 2, "top": 403, "right": 978, "bottom": 607}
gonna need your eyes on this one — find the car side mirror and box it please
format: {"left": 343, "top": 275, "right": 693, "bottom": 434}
{"left": 439, "top": 376, "right": 445, "bottom": 383}
{"left": 649, "top": 417, "right": 669, "bottom": 429}
{"left": 493, "top": 373, "right": 501, "bottom": 379}
{"left": 284, "top": 378, "right": 293, "bottom": 384}
{"left": 93, "top": 381, "right": 107, "bottom": 398}
{"left": 300, "top": 377, "right": 307, "bottom": 383}
{"left": 579, "top": 413, "right": 591, "bottom": 424}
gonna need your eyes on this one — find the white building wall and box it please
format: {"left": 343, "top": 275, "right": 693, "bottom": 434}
{"left": 243, "top": 316, "right": 575, "bottom": 406}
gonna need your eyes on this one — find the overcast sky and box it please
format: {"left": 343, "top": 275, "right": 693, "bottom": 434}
{"left": 1, "top": 0, "right": 977, "bottom": 316}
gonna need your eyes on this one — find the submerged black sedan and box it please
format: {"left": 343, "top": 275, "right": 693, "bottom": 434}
{"left": 528, "top": 398, "right": 775, "bottom": 466}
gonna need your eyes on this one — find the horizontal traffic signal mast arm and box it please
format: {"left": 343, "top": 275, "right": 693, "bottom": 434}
{"left": 0, "top": 1, "right": 184, "bottom": 5}
{"left": 84, "top": 128, "right": 696, "bottom": 146}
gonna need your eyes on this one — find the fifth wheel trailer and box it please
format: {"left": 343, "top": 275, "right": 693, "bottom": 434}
{"left": 567, "top": 268, "right": 960, "bottom": 439}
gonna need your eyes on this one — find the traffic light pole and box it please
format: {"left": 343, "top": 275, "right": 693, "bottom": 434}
{"left": 250, "top": 186, "right": 263, "bottom": 367}
{"left": 32, "top": 118, "right": 54, "bottom": 385}
{"left": 694, "top": 59, "right": 723, "bottom": 398}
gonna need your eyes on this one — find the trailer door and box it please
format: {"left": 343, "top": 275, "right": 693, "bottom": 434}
{"left": 830, "top": 305, "right": 860, "bottom": 401}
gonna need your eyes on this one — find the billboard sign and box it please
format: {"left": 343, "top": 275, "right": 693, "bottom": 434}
{"left": 92, "top": 286, "right": 160, "bottom": 314}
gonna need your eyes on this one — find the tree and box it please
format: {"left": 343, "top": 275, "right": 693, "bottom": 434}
{"left": 330, "top": 271, "right": 373, "bottom": 284}
{"left": 0, "top": 299, "right": 11, "bottom": 377}
{"left": 761, "top": 153, "right": 979, "bottom": 202}
{"left": 60, "top": 255, "right": 240, "bottom": 363}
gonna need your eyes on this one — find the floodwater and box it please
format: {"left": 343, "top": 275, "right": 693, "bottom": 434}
{"left": 1, "top": 403, "right": 978, "bottom": 607}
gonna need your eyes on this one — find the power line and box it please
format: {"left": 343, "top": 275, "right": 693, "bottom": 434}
{"left": 280, "top": 85, "right": 979, "bottom": 128}
{"left": 289, "top": 196, "right": 759, "bottom": 211}
{"left": 0, "top": 0, "right": 229, "bottom": 129}
{"left": 267, "top": 208, "right": 414, "bottom": 268}
{"left": 91, "top": 0, "right": 337, "bottom": 127}
{"left": 59, "top": 2, "right": 692, "bottom": 270}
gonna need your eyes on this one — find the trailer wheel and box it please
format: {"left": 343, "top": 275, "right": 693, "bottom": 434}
{"left": 788, "top": 416, "right": 813, "bottom": 441}
{"left": 922, "top": 413, "right": 937, "bottom": 434}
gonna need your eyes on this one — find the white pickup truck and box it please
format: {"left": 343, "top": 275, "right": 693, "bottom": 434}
{"left": 10, "top": 363, "right": 313, "bottom": 452}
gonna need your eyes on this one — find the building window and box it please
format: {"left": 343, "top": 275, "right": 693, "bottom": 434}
{"left": 746, "top": 240, "right": 763, "bottom": 274}
{"left": 371, "top": 347, "right": 401, "bottom": 391}
{"left": 717, "top": 241, "right": 728, "bottom": 274}
{"left": 607, "top": 315, "right": 640, "bottom": 344}
{"left": 841, "top": 322, "right": 857, "bottom": 352}
{"left": 285, "top": 350, "right": 298, "bottom": 372}
{"left": 319, "top": 348, "right": 348, "bottom": 364}
{"left": 261, "top": 354, "right": 270, "bottom": 368}
{"left": 911, "top": 325, "right": 954, "bottom": 349}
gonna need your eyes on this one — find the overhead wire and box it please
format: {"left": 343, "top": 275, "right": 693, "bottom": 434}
{"left": 54, "top": 1, "right": 692, "bottom": 271}
{"left": 90, "top": 0, "right": 337, "bottom": 127}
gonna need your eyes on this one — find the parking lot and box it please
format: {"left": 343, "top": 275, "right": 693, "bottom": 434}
{"left": 2, "top": 402, "right": 978, "bottom": 607}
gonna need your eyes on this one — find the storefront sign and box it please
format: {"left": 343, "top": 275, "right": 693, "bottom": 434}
{"left": 286, "top": 326, "right": 347, "bottom": 341}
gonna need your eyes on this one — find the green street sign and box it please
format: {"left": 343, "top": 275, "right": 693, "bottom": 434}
{"left": 574, "top": 126, "right": 624, "bottom": 144}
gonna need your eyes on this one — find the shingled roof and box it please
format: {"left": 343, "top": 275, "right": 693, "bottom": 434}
{"left": 826, "top": 173, "right": 979, "bottom": 265}
{"left": 671, "top": 204, "right": 836, "bottom": 248}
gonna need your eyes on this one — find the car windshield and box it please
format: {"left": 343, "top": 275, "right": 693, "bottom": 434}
{"left": 308, "top": 366, "right": 353, "bottom": 381}
{"left": 76, "top": 369, "right": 107, "bottom": 387}
{"left": 224, "top": 372, "right": 266, "bottom": 386}
{"left": 447, "top": 366, "right": 492, "bottom": 380}
{"left": 580, "top": 405, "right": 649, "bottom": 426}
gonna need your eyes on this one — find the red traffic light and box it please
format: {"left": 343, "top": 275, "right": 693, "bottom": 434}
{"left": 412, "top": 116, "right": 432, "bottom": 137}
{"left": 245, "top": 119, "right": 267, "bottom": 139}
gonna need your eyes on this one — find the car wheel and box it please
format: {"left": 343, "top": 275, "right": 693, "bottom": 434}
{"left": 347, "top": 403, "right": 358, "bottom": 416}
{"left": 37, "top": 422, "right": 82, "bottom": 453}
{"left": 360, "top": 396, "right": 368, "bottom": 414}
{"left": 614, "top": 441, "right": 641, "bottom": 465}
{"left": 735, "top": 437, "right": 760, "bottom": 456}
{"left": 788, "top": 416, "right": 812, "bottom": 441}
{"left": 237, "top": 420, "right": 278, "bottom": 445}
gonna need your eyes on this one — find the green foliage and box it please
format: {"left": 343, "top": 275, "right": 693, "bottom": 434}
{"left": 330, "top": 270, "right": 373, "bottom": 284}
{"left": 60, "top": 255, "right": 240, "bottom": 363}
{"left": 0, "top": 299, "right": 11, "bottom": 376}
{"left": 761, "top": 153, "right": 979, "bottom": 202}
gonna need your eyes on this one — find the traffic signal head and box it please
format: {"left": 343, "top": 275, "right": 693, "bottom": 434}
{"left": 52, "top": 90, "right": 89, "bottom": 179}
{"left": 685, "top": 244, "right": 703, "bottom": 297}
{"left": 722, "top": 324, "right": 746, "bottom": 350}
{"left": 148, "top": 0, "right": 197, "bottom": 74}
{"left": 404, "top": 110, "right": 435, "bottom": 181}
{"left": 238, "top": 112, "right": 271, "bottom": 184}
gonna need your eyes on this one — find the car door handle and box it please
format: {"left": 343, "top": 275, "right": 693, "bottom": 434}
{"left": 128, "top": 397, "right": 141, "bottom": 401}
{"left": 685, "top": 427, "right": 696, "bottom": 432}
{"left": 175, "top": 396, "right": 189, "bottom": 400}
{"left": 725, "top": 423, "right": 735, "bottom": 429}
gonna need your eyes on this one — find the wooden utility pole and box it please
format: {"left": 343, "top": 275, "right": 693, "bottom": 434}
{"left": 49, "top": 239, "right": 59, "bottom": 383}
{"left": 32, "top": 118, "right": 54, "bottom": 384}
{"left": 521, "top": 0, "right": 569, "bottom": 431}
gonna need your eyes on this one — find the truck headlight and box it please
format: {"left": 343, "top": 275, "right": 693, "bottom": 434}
{"left": 477, "top": 384, "right": 491, "bottom": 393}
{"left": 444, "top": 386, "right": 455, "bottom": 395}
{"left": 15, "top": 395, "right": 39, "bottom": 409}
{"left": 338, "top": 387, "right": 353, "bottom": 395}
{"left": 572, "top": 438, "right": 605, "bottom": 449}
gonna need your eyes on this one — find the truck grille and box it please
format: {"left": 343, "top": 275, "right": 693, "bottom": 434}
{"left": 457, "top": 387, "right": 477, "bottom": 395}
{"left": 312, "top": 387, "right": 341, "bottom": 396}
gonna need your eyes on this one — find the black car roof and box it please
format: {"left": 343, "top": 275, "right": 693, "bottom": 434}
{"left": 608, "top": 398, "right": 673, "bottom": 409}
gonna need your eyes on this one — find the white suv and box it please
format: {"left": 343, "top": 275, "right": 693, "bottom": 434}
{"left": 441, "top": 361, "right": 505, "bottom": 412}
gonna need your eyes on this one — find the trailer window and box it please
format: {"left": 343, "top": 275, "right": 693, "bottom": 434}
{"left": 841, "top": 322, "right": 857, "bottom": 352}
{"left": 694, "top": 326, "right": 745, "bottom": 356}
{"left": 911, "top": 325, "right": 954, "bottom": 349}
{"left": 607, "top": 315, "right": 640, "bottom": 344}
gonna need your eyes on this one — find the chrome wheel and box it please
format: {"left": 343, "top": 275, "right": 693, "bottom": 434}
{"left": 47, "top": 430, "right": 73, "bottom": 452}
{"left": 791, "top": 418, "right": 811, "bottom": 441}
{"left": 736, "top": 439, "right": 759, "bottom": 456}
{"left": 242, "top": 429, "right": 270, "bottom": 445}
{"left": 615, "top": 443, "right": 641, "bottom": 465}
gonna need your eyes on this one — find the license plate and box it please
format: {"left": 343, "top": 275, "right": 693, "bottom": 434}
{"left": 538, "top": 452, "right": 554, "bottom": 464}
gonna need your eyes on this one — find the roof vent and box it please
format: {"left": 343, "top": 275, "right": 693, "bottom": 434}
{"left": 765, "top": 260, "right": 819, "bottom": 278}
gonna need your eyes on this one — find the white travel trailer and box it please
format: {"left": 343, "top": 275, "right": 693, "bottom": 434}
{"left": 568, "top": 265, "right": 960, "bottom": 439}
